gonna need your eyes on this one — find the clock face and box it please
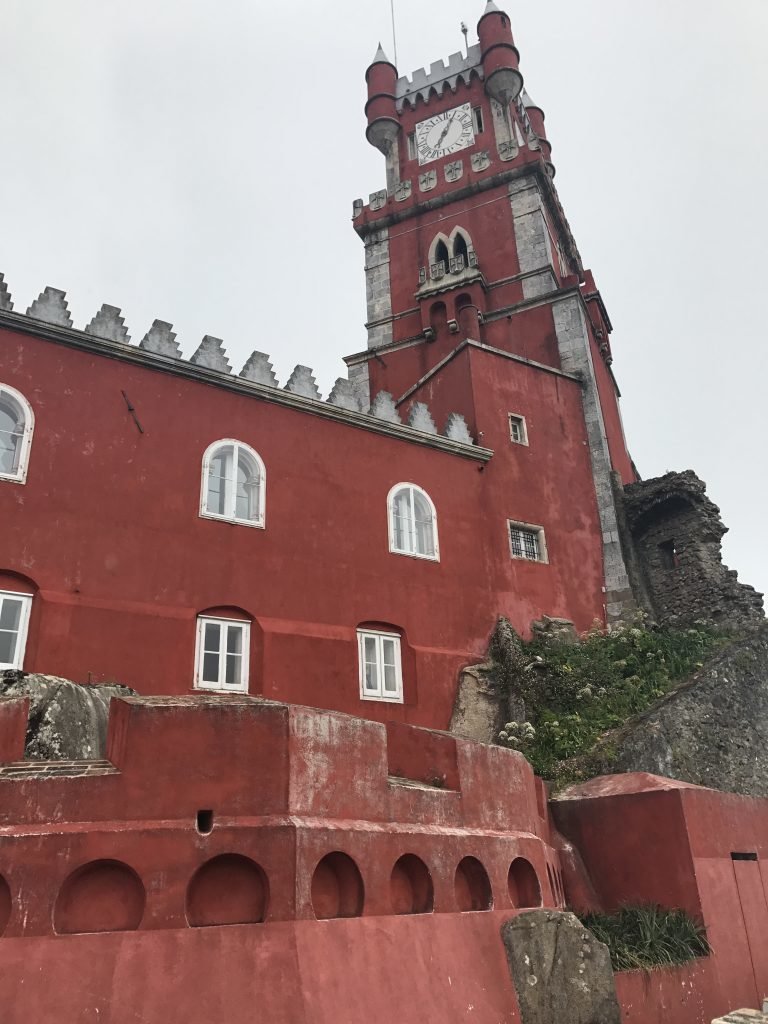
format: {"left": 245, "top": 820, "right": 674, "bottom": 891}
{"left": 415, "top": 103, "right": 475, "bottom": 166}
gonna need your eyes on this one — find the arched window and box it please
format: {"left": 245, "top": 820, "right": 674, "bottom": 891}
{"left": 388, "top": 483, "right": 439, "bottom": 560}
{"left": 0, "top": 384, "right": 34, "bottom": 484}
{"left": 454, "top": 233, "right": 469, "bottom": 264}
{"left": 200, "top": 440, "right": 265, "bottom": 527}
{"left": 434, "top": 240, "right": 449, "bottom": 268}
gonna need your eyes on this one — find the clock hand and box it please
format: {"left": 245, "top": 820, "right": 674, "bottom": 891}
{"left": 436, "top": 119, "right": 452, "bottom": 148}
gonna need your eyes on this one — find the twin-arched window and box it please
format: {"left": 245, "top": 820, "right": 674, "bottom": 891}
{"left": 388, "top": 483, "right": 439, "bottom": 561}
{"left": 0, "top": 384, "right": 34, "bottom": 484}
{"left": 200, "top": 440, "right": 266, "bottom": 528}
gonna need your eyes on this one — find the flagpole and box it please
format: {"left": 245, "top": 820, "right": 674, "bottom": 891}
{"left": 390, "top": 0, "right": 398, "bottom": 67}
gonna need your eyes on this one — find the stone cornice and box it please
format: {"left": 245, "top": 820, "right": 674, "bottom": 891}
{"left": 0, "top": 309, "right": 493, "bottom": 463}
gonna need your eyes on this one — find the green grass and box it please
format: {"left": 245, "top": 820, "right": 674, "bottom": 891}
{"left": 580, "top": 905, "right": 710, "bottom": 972}
{"left": 495, "top": 621, "right": 724, "bottom": 786}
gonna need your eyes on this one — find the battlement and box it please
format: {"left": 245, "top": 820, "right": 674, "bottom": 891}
{"left": 395, "top": 44, "right": 483, "bottom": 110}
{"left": 0, "top": 273, "right": 487, "bottom": 459}
{"left": 0, "top": 695, "right": 560, "bottom": 937}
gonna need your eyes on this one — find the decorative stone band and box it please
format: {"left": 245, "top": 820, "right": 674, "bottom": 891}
{"left": 0, "top": 274, "right": 488, "bottom": 462}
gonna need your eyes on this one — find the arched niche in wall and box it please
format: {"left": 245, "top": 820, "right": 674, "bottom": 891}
{"left": 508, "top": 857, "right": 542, "bottom": 909}
{"left": 429, "top": 300, "right": 448, "bottom": 336}
{"left": 454, "top": 856, "right": 493, "bottom": 912}
{"left": 186, "top": 854, "right": 269, "bottom": 927}
{"left": 311, "top": 852, "right": 364, "bottom": 920}
{"left": 53, "top": 860, "right": 145, "bottom": 935}
{"left": 0, "top": 875, "right": 11, "bottom": 935}
{"left": 389, "top": 854, "right": 434, "bottom": 915}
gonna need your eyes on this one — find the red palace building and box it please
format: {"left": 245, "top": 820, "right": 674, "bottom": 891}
{"left": 0, "top": 2, "right": 637, "bottom": 730}
{"left": 2, "top": 7, "right": 768, "bottom": 1024}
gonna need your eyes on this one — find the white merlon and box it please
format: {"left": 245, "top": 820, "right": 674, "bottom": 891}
{"left": 85, "top": 304, "right": 130, "bottom": 345}
{"left": 0, "top": 273, "right": 13, "bottom": 311}
{"left": 444, "top": 412, "right": 474, "bottom": 444}
{"left": 26, "top": 287, "right": 73, "bottom": 328}
{"left": 140, "top": 320, "right": 181, "bottom": 359}
{"left": 190, "top": 335, "right": 231, "bottom": 374}
{"left": 327, "top": 378, "right": 360, "bottom": 412}
{"left": 240, "top": 351, "right": 278, "bottom": 387}
{"left": 396, "top": 43, "right": 483, "bottom": 109}
{"left": 370, "top": 391, "right": 401, "bottom": 424}
{"left": 407, "top": 402, "right": 438, "bottom": 435}
{"left": 284, "top": 365, "right": 321, "bottom": 400}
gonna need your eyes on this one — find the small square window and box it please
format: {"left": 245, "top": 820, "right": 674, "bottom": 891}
{"left": 509, "top": 414, "right": 528, "bottom": 446}
{"left": 472, "top": 107, "right": 484, "bottom": 134}
{"left": 357, "top": 629, "right": 403, "bottom": 703}
{"left": 508, "top": 522, "right": 547, "bottom": 563}
{"left": 195, "top": 616, "right": 250, "bottom": 693}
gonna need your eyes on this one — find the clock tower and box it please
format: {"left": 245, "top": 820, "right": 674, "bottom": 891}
{"left": 347, "top": 0, "right": 637, "bottom": 627}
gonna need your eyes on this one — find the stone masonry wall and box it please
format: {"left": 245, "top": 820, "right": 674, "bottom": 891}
{"left": 620, "top": 471, "right": 764, "bottom": 632}
{"left": 364, "top": 227, "right": 393, "bottom": 350}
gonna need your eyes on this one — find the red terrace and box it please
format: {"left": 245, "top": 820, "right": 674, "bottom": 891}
{"left": 0, "top": 3, "right": 766, "bottom": 1023}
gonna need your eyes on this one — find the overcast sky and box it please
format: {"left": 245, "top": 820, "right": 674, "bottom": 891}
{"left": 2, "top": 1, "right": 767, "bottom": 600}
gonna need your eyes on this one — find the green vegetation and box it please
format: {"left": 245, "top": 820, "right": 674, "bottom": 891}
{"left": 580, "top": 905, "right": 710, "bottom": 972}
{"left": 495, "top": 621, "right": 723, "bottom": 786}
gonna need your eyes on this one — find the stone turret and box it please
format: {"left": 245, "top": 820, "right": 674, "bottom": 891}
{"left": 365, "top": 43, "right": 400, "bottom": 156}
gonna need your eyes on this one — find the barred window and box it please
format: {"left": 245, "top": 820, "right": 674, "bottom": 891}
{"left": 508, "top": 522, "right": 547, "bottom": 563}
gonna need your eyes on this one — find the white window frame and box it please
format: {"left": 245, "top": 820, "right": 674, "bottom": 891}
{"left": 387, "top": 482, "right": 440, "bottom": 562}
{"left": 199, "top": 438, "right": 266, "bottom": 529}
{"left": 0, "top": 384, "right": 35, "bottom": 485}
{"left": 0, "top": 591, "right": 33, "bottom": 670}
{"left": 508, "top": 413, "right": 529, "bottom": 446}
{"left": 357, "top": 629, "right": 404, "bottom": 703}
{"left": 508, "top": 520, "right": 549, "bottom": 564}
{"left": 194, "top": 615, "right": 250, "bottom": 693}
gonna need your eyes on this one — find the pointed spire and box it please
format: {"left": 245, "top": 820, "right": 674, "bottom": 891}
{"left": 371, "top": 41, "right": 390, "bottom": 65}
{"left": 483, "top": 0, "right": 501, "bottom": 13}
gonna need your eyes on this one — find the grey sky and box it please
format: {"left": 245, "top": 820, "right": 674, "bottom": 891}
{"left": 2, "top": 1, "right": 767, "bottom": 600}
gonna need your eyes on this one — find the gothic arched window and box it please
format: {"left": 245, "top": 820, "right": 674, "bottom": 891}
{"left": 0, "top": 384, "right": 34, "bottom": 484}
{"left": 435, "top": 240, "right": 450, "bottom": 268}
{"left": 200, "top": 440, "right": 265, "bottom": 528}
{"left": 454, "top": 232, "right": 469, "bottom": 265}
{"left": 388, "top": 483, "right": 439, "bottom": 561}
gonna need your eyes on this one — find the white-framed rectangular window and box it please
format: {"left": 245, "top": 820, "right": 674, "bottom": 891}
{"left": 472, "top": 106, "right": 485, "bottom": 134}
{"left": 194, "top": 616, "right": 250, "bottom": 693}
{"left": 357, "top": 629, "right": 403, "bottom": 703}
{"left": 0, "top": 591, "right": 32, "bottom": 670}
{"left": 509, "top": 413, "right": 528, "bottom": 446}
{"left": 508, "top": 521, "right": 548, "bottom": 563}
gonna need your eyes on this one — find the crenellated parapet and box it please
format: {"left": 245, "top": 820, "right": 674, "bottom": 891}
{"left": 0, "top": 272, "right": 484, "bottom": 455}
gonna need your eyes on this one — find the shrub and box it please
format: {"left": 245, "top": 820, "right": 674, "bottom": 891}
{"left": 580, "top": 905, "right": 709, "bottom": 972}
{"left": 494, "top": 622, "right": 723, "bottom": 785}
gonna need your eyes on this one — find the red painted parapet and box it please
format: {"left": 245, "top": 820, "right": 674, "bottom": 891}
{"left": 0, "top": 695, "right": 563, "bottom": 938}
{"left": 0, "top": 697, "right": 27, "bottom": 762}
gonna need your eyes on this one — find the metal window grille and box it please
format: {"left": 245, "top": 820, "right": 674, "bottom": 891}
{"left": 510, "top": 527, "right": 540, "bottom": 561}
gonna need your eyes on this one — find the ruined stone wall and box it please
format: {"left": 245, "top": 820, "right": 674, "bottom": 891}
{"left": 619, "top": 471, "right": 764, "bottom": 632}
